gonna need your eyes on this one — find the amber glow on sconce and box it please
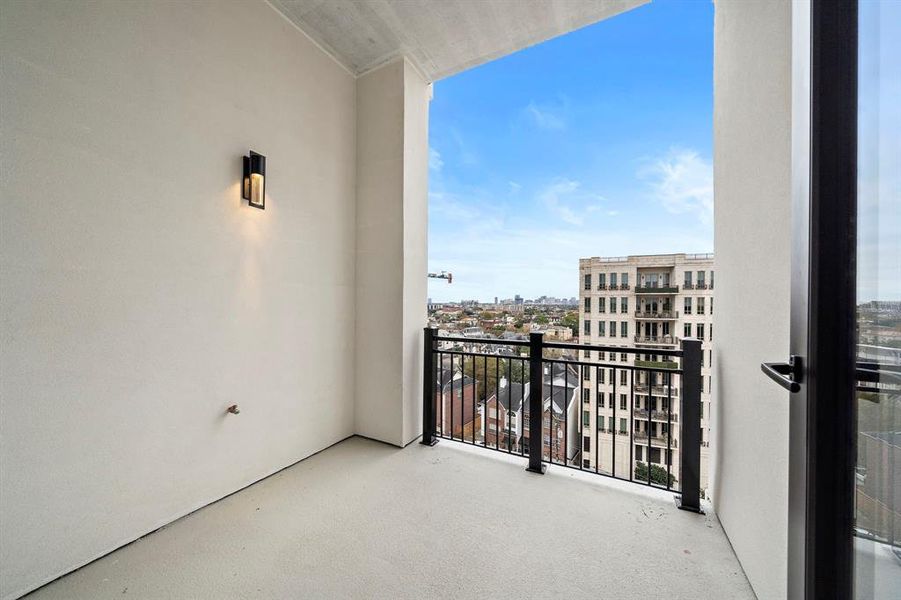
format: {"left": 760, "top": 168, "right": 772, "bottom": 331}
{"left": 242, "top": 151, "right": 266, "bottom": 209}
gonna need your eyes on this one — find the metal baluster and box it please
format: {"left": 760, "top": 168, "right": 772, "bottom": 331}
{"left": 646, "top": 368, "right": 652, "bottom": 485}
{"left": 629, "top": 367, "right": 634, "bottom": 483}
{"left": 612, "top": 365, "right": 617, "bottom": 478}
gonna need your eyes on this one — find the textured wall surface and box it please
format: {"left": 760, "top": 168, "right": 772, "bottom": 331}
{"left": 0, "top": 2, "right": 356, "bottom": 598}
{"left": 711, "top": 1, "right": 793, "bottom": 598}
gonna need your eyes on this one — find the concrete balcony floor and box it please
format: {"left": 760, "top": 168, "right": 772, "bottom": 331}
{"left": 27, "top": 437, "right": 754, "bottom": 599}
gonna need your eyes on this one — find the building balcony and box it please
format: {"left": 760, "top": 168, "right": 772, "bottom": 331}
{"left": 635, "top": 285, "right": 680, "bottom": 294}
{"left": 634, "top": 310, "right": 679, "bottom": 320}
{"left": 633, "top": 334, "right": 678, "bottom": 345}
{"left": 634, "top": 384, "right": 680, "bottom": 396}
{"left": 634, "top": 359, "right": 679, "bottom": 370}
{"left": 634, "top": 408, "right": 679, "bottom": 422}
{"left": 634, "top": 431, "right": 677, "bottom": 447}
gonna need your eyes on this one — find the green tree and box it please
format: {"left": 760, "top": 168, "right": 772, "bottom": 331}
{"left": 560, "top": 311, "right": 579, "bottom": 335}
{"left": 461, "top": 356, "right": 530, "bottom": 402}
{"left": 634, "top": 462, "right": 677, "bottom": 487}
{"left": 536, "top": 314, "right": 549, "bottom": 325}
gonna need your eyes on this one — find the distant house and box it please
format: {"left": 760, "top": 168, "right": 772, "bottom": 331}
{"left": 435, "top": 366, "right": 480, "bottom": 440}
{"left": 481, "top": 362, "right": 580, "bottom": 465}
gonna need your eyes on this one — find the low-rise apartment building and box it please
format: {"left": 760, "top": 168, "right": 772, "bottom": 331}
{"left": 578, "top": 253, "right": 714, "bottom": 492}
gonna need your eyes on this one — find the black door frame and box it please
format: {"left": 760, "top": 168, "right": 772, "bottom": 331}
{"left": 788, "top": 0, "right": 858, "bottom": 597}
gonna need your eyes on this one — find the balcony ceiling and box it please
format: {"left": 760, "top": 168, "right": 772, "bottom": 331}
{"left": 270, "top": 0, "right": 649, "bottom": 80}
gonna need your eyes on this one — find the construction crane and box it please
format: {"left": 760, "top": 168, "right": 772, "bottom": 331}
{"left": 427, "top": 271, "right": 453, "bottom": 284}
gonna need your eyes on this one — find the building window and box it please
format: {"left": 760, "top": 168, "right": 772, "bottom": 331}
{"left": 610, "top": 273, "right": 618, "bottom": 288}
{"left": 620, "top": 370, "right": 627, "bottom": 386}
{"left": 583, "top": 459, "right": 591, "bottom": 468}
{"left": 598, "top": 273, "right": 606, "bottom": 289}
{"left": 597, "top": 415, "right": 604, "bottom": 430}
{"left": 621, "top": 273, "right": 629, "bottom": 286}
{"left": 610, "top": 297, "right": 618, "bottom": 313}
{"left": 598, "top": 391, "right": 605, "bottom": 407}
{"left": 620, "top": 321, "right": 628, "bottom": 337}
{"left": 583, "top": 367, "right": 590, "bottom": 381}
{"left": 620, "top": 395, "right": 627, "bottom": 410}
{"left": 610, "top": 321, "right": 617, "bottom": 337}
{"left": 684, "top": 297, "right": 692, "bottom": 314}
{"left": 598, "top": 321, "right": 606, "bottom": 337}
{"left": 710, "top": 297, "right": 714, "bottom": 314}
{"left": 636, "top": 446, "right": 643, "bottom": 461}
{"left": 584, "top": 297, "right": 591, "bottom": 312}
{"left": 583, "top": 436, "right": 591, "bottom": 452}
{"left": 583, "top": 389, "right": 591, "bottom": 403}
{"left": 684, "top": 271, "right": 693, "bottom": 287}
{"left": 584, "top": 273, "right": 591, "bottom": 290}
{"left": 583, "top": 411, "right": 590, "bottom": 427}
{"left": 583, "top": 320, "right": 591, "bottom": 335}
{"left": 710, "top": 270, "right": 715, "bottom": 289}
{"left": 697, "top": 270, "right": 706, "bottom": 286}
{"left": 598, "top": 369, "right": 605, "bottom": 384}
{"left": 621, "top": 352, "right": 627, "bottom": 362}
{"left": 697, "top": 297, "right": 705, "bottom": 314}
{"left": 599, "top": 297, "right": 606, "bottom": 313}
{"left": 697, "top": 323, "right": 705, "bottom": 341}
{"left": 619, "top": 418, "right": 627, "bottom": 434}
{"left": 684, "top": 323, "right": 692, "bottom": 337}
{"left": 709, "top": 324, "right": 713, "bottom": 340}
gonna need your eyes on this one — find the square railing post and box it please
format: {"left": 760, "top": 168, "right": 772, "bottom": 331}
{"left": 421, "top": 326, "right": 438, "bottom": 446}
{"left": 526, "top": 332, "right": 546, "bottom": 474}
{"left": 677, "top": 337, "right": 703, "bottom": 512}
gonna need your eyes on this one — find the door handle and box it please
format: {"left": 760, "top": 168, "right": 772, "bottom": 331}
{"left": 761, "top": 355, "right": 803, "bottom": 393}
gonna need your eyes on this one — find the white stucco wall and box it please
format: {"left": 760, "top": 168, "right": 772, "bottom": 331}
{"left": 354, "top": 58, "right": 430, "bottom": 446}
{"left": 354, "top": 60, "right": 406, "bottom": 445}
{"left": 0, "top": 2, "right": 356, "bottom": 598}
{"left": 401, "top": 62, "right": 430, "bottom": 445}
{"left": 711, "top": 1, "right": 792, "bottom": 599}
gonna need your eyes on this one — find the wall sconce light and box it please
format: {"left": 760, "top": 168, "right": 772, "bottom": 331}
{"left": 242, "top": 150, "right": 266, "bottom": 209}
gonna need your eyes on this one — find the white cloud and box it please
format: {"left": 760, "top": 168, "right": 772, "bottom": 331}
{"left": 450, "top": 128, "right": 478, "bottom": 166}
{"left": 523, "top": 100, "right": 567, "bottom": 131}
{"left": 640, "top": 148, "right": 713, "bottom": 224}
{"left": 536, "top": 178, "right": 606, "bottom": 226}
{"left": 429, "top": 147, "right": 443, "bottom": 172}
{"left": 538, "top": 179, "right": 583, "bottom": 225}
{"left": 508, "top": 181, "right": 522, "bottom": 194}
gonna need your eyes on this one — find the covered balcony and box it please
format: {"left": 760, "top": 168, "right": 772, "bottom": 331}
{"left": 3, "top": 1, "right": 889, "bottom": 600}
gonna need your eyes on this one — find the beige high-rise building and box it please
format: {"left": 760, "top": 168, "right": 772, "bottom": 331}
{"left": 578, "top": 253, "right": 714, "bottom": 493}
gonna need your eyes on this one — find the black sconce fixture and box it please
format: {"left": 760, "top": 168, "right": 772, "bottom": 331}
{"left": 242, "top": 150, "right": 266, "bottom": 209}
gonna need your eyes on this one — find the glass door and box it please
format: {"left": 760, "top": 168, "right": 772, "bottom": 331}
{"left": 768, "top": 1, "right": 899, "bottom": 597}
{"left": 854, "top": 1, "right": 900, "bottom": 597}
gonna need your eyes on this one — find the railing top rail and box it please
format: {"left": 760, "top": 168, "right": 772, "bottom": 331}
{"left": 544, "top": 340, "right": 683, "bottom": 357}
{"left": 542, "top": 357, "right": 683, "bottom": 374}
{"left": 433, "top": 334, "right": 530, "bottom": 347}
{"left": 434, "top": 333, "right": 686, "bottom": 357}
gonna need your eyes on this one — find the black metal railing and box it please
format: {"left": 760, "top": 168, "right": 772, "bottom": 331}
{"left": 422, "top": 328, "right": 704, "bottom": 512}
{"left": 635, "top": 285, "right": 680, "bottom": 294}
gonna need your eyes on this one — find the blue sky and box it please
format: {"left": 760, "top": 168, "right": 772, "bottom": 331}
{"left": 428, "top": 0, "right": 714, "bottom": 303}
